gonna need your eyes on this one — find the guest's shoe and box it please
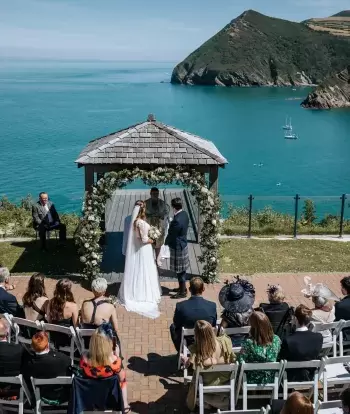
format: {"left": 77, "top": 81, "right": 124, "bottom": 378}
{"left": 171, "top": 290, "right": 187, "bottom": 299}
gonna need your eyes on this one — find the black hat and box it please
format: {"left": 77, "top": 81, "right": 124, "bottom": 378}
{"left": 219, "top": 276, "right": 255, "bottom": 313}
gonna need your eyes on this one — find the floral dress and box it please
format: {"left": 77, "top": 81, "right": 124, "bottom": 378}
{"left": 237, "top": 335, "right": 281, "bottom": 384}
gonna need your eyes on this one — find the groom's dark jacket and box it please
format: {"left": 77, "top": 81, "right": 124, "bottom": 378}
{"left": 165, "top": 210, "right": 189, "bottom": 250}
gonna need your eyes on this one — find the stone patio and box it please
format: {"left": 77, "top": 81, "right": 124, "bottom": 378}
{"left": 9, "top": 272, "right": 348, "bottom": 413}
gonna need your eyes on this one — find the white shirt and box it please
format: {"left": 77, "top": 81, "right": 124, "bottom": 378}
{"left": 295, "top": 326, "right": 309, "bottom": 332}
{"left": 174, "top": 209, "right": 183, "bottom": 216}
{"left": 35, "top": 349, "right": 50, "bottom": 355}
{"left": 43, "top": 203, "right": 53, "bottom": 224}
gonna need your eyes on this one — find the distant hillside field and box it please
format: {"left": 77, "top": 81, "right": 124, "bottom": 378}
{"left": 304, "top": 13, "right": 350, "bottom": 37}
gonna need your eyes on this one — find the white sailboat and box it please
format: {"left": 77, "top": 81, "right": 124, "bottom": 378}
{"left": 282, "top": 117, "right": 292, "bottom": 130}
{"left": 284, "top": 130, "right": 298, "bottom": 140}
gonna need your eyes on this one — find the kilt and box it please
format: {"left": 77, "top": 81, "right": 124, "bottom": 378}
{"left": 169, "top": 245, "right": 190, "bottom": 273}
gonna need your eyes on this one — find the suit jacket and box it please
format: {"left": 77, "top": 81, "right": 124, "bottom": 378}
{"left": 22, "top": 350, "right": 71, "bottom": 401}
{"left": 0, "top": 287, "right": 24, "bottom": 317}
{"left": 335, "top": 296, "right": 350, "bottom": 340}
{"left": 278, "top": 330, "right": 323, "bottom": 381}
{"left": 32, "top": 201, "right": 60, "bottom": 228}
{"left": 0, "top": 341, "right": 24, "bottom": 377}
{"left": 165, "top": 210, "right": 189, "bottom": 250}
{"left": 173, "top": 296, "right": 217, "bottom": 332}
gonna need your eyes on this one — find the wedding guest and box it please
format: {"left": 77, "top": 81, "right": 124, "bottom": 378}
{"left": 0, "top": 267, "right": 23, "bottom": 316}
{"left": 0, "top": 319, "right": 24, "bottom": 377}
{"left": 22, "top": 273, "right": 48, "bottom": 321}
{"left": 170, "top": 277, "right": 217, "bottom": 352}
{"left": 0, "top": 265, "right": 16, "bottom": 291}
{"left": 279, "top": 304, "right": 323, "bottom": 381}
{"left": 301, "top": 277, "right": 336, "bottom": 343}
{"left": 183, "top": 320, "right": 235, "bottom": 411}
{"left": 165, "top": 197, "right": 189, "bottom": 298}
{"left": 32, "top": 192, "right": 67, "bottom": 251}
{"left": 44, "top": 279, "right": 78, "bottom": 349}
{"left": 335, "top": 276, "right": 350, "bottom": 340}
{"left": 341, "top": 387, "right": 350, "bottom": 413}
{"left": 219, "top": 277, "right": 255, "bottom": 347}
{"left": 81, "top": 277, "right": 118, "bottom": 332}
{"left": 22, "top": 331, "right": 71, "bottom": 403}
{"left": 272, "top": 392, "right": 313, "bottom": 414}
{"left": 145, "top": 187, "right": 167, "bottom": 262}
{"left": 122, "top": 200, "right": 144, "bottom": 255}
{"left": 238, "top": 311, "right": 281, "bottom": 384}
{"left": 79, "top": 324, "right": 129, "bottom": 413}
{"left": 259, "top": 285, "right": 292, "bottom": 339}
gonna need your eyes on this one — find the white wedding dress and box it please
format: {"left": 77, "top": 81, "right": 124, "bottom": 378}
{"left": 118, "top": 205, "right": 161, "bottom": 319}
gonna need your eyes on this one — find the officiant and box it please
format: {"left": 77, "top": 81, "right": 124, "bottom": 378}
{"left": 145, "top": 187, "right": 167, "bottom": 262}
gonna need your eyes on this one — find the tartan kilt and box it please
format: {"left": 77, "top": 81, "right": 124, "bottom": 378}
{"left": 169, "top": 245, "right": 190, "bottom": 273}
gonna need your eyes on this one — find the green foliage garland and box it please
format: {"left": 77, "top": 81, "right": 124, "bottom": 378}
{"left": 75, "top": 167, "right": 220, "bottom": 283}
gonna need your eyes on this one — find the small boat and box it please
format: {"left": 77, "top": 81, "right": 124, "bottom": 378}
{"left": 284, "top": 131, "right": 298, "bottom": 140}
{"left": 276, "top": 182, "right": 282, "bottom": 186}
{"left": 283, "top": 117, "right": 292, "bottom": 130}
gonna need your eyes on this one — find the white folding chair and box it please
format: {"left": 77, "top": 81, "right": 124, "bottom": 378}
{"left": 75, "top": 327, "right": 95, "bottom": 354}
{"left": 40, "top": 322, "right": 79, "bottom": 363}
{"left": 10, "top": 316, "right": 41, "bottom": 345}
{"left": 217, "top": 409, "right": 267, "bottom": 414}
{"left": 338, "top": 320, "right": 350, "bottom": 356}
{"left": 197, "top": 363, "right": 239, "bottom": 414}
{"left": 31, "top": 376, "right": 72, "bottom": 414}
{"left": 320, "top": 356, "right": 350, "bottom": 401}
{"left": 219, "top": 327, "right": 251, "bottom": 353}
{"left": 236, "top": 361, "right": 285, "bottom": 410}
{"left": 0, "top": 374, "right": 32, "bottom": 414}
{"left": 178, "top": 327, "right": 195, "bottom": 384}
{"left": 315, "top": 399, "right": 342, "bottom": 413}
{"left": 310, "top": 321, "right": 343, "bottom": 357}
{"left": 281, "top": 360, "right": 323, "bottom": 406}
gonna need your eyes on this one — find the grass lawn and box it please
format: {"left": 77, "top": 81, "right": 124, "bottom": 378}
{"left": 0, "top": 238, "right": 349, "bottom": 276}
{"left": 0, "top": 239, "right": 81, "bottom": 275}
{"left": 220, "top": 239, "right": 350, "bottom": 274}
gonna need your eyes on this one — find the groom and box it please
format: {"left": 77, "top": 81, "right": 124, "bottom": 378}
{"left": 165, "top": 197, "right": 190, "bottom": 299}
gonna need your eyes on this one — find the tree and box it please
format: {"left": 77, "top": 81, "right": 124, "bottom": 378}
{"left": 302, "top": 199, "right": 317, "bottom": 225}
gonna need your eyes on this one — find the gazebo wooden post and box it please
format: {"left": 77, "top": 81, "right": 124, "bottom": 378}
{"left": 84, "top": 166, "right": 94, "bottom": 193}
{"left": 208, "top": 165, "right": 219, "bottom": 194}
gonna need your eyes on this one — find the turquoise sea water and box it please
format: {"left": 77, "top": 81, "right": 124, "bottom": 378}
{"left": 0, "top": 59, "right": 349, "bottom": 215}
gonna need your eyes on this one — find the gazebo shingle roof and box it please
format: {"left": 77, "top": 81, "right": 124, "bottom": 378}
{"left": 75, "top": 115, "right": 228, "bottom": 167}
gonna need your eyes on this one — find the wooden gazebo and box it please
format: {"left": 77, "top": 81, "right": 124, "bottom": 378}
{"left": 75, "top": 114, "right": 228, "bottom": 193}
{"left": 75, "top": 115, "right": 227, "bottom": 280}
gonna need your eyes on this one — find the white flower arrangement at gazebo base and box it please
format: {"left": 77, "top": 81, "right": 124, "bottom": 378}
{"left": 75, "top": 167, "right": 220, "bottom": 283}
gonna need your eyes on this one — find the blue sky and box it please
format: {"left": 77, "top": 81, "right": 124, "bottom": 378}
{"left": 0, "top": 0, "right": 349, "bottom": 61}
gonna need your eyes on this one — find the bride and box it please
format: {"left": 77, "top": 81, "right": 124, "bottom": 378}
{"left": 118, "top": 203, "right": 161, "bottom": 319}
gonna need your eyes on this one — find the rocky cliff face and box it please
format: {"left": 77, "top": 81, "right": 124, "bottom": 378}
{"left": 171, "top": 10, "right": 350, "bottom": 87}
{"left": 302, "top": 66, "right": 350, "bottom": 109}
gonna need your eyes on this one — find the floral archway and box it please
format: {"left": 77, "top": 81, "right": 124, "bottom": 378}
{"left": 76, "top": 167, "right": 220, "bottom": 283}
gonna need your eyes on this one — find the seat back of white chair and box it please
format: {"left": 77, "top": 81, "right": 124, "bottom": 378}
{"left": 217, "top": 409, "right": 266, "bottom": 414}
{"left": 0, "top": 374, "right": 32, "bottom": 412}
{"left": 40, "top": 322, "right": 78, "bottom": 362}
{"left": 282, "top": 360, "right": 321, "bottom": 405}
{"left": 237, "top": 361, "right": 284, "bottom": 410}
{"left": 315, "top": 399, "right": 342, "bottom": 413}
{"left": 338, "top": 320, "right": 350, "bottom": 356}
{"left": 75, "top": 327, "right": 95, "bottom": 353}
{"left": 11, "top": 317, "right": 41, "bottom": 345}
{"left": 31, "top": 376, "right": 72, "bottom": 413}
{"left": 219, "top": 327, "right": 251, "bottom": 352}
{"left": 310, "top": 321, "right": 343, "bottom": 357}
{"left": 178, "top": 327, "right": 195, "bottom": 371}
{"left": 322, "top": 355, "right": 350, "bottom": 401}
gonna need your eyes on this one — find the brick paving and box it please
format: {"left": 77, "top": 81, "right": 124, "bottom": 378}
{"left": 8, "top": 272, "right": 349, "bottom": 413}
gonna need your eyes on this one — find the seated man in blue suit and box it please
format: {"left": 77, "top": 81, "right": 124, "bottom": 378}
{"left": 170, "top": 277, "right": 217, "bottom": 352}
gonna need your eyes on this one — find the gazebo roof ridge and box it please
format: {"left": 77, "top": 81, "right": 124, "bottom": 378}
{"left": 75, "top": 114, "right": 228, "bottom": 167}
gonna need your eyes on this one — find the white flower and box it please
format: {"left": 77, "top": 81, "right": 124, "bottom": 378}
{"left": 91, "top": 260, "right": 97, "bottom": 266}
{"left": 217, "top": 233, "right": 221, "bottom": 238}
{"left": 87, "top": 207, "right": 92, "bottom": 211}
{"left": 80, "top": 256, "right": 87, "bottom": 263}
{"left": 88, "top": 216, "right": 95, "bottom": 221}
{"left": 92, "top": 252, "right": 98, "bottom": 259}
{"left": 212, "top": 219, "right": 217, "bottom": 226}
{"left": 183, "top": 172, "right": 189, "bottom": 177}
{"left": 110, "top": 178, "right": 116, "bottom": 185}
{"left": 210, "top": 257, "right": 216, "bottom": 263}
{"left": 84, "top": 243, "right": 90, "bottom": 249}
{"left": 92, "top": 187, "right": 97, "bottom": 193}
{"left": 201, "top": 187, "right": 208, "bottom": 194}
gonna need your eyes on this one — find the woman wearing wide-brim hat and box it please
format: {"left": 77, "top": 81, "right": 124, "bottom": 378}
{"left": 218, "top": 276, "right": 255, "bottom": 347}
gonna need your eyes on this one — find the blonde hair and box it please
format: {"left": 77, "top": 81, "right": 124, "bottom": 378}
{"left": 194, "top": 320, "right": 217, "bottom": 367}
{"left": 88, "top": 330, "right": 113, "bottom": 367}
{"left": 133, "top": 204, "right": 146, "bottom": 230}
{"left": 268, "top": 287, "right": 285, "bottom": 304}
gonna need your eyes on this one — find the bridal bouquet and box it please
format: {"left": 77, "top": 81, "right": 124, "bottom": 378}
{"left": 149, "top": 226, "right": 161, "bottom": 241}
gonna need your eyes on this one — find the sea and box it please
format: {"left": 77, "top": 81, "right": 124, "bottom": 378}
{"left": 0, "top": 59, "right": 349, "bottom": 218}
